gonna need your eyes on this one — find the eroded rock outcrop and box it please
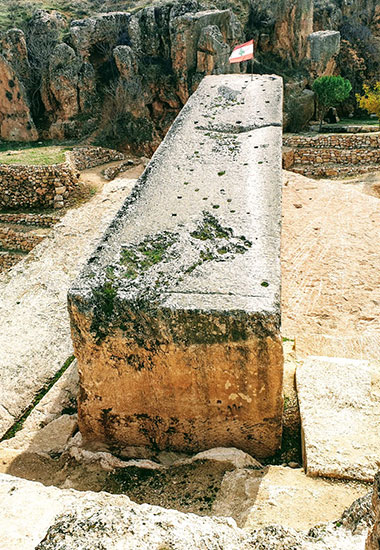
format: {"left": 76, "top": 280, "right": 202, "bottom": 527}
{"left": 249, "top": 0, "right": 314, "bottom": 65}
{"left": 0, "top": 54, "right": 37, "bottom": 142}
{"left": 366, "top": 473, "right": 380, "bottom": 550}
{"left": 0, "top": 0, "right": 378, "bottom": 146}
{"left": 308, "top": 29, "right": 340, "bottom": 75}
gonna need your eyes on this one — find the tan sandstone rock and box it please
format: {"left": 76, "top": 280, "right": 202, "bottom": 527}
{"left": 0, "top": 54, "right": 37, "bottom": 142}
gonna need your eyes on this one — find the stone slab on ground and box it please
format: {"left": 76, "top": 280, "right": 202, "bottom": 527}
{"left": 212, "top": 465, "right": 369, "bottom": 531}
{"left": 0, "top": 472, "right": 372, "bottom": 550}
{"left": 297, "top": 356, "right": 380, "bottom": 482}
{"left": 0, "top": 178, "right": 137, "bottom": 438}
{"left": 68, "top": 74, "right": 284, "bottom": 458}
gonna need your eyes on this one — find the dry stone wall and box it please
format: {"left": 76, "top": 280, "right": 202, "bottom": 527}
{"left": 0, "top": 146, "right": 124, "bottom": 210}
{"left": 284, "top": 133, "right": 380, "bottom": 150}
{"left": 0, "top": 252, "right": 22, "bottom": 271}
{"left": 0, "top": 212, "right": 59, "bottom": 227}
{"left": 69, "top": 146, "right": 124, "bottom": 171}
{"left": 0, "top": 226, "right": 44, "bottom": 252}
{"left": 283, "top": 132, "right": 380, "bottom": 177}
{"left": 0, "top": 159, "right": 79, "bottom": 210}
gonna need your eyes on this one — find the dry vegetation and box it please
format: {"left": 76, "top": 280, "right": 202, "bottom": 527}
{"left": 0, "top": 145, "right": 70, "bottom": 165}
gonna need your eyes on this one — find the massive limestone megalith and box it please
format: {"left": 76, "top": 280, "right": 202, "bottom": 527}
{"left": 68, "top": 74, "right": 284, "bottom": 458}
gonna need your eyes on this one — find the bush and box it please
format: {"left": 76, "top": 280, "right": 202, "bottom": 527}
{"left": 356, "top": 82, "right": 380, "bottom": 128}
{"left": 312, "top": 75, "right": 352, "bottom": 130}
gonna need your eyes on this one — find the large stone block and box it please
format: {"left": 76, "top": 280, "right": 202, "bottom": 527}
{"left": 68, "top": 74, "right": 284, "bottom": 458}
{"left": 297, "top": 356, "right": 380, "bottom": 482}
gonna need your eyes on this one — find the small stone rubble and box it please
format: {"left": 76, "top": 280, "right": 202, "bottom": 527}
{"left": 102, "top": 160, "right": 136, "bottom": 181}
{"left": 366, "top": 472, "right": 380, "bottom": 550}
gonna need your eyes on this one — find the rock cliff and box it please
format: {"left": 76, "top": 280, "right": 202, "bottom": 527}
{"left": 0, "top": 0, "right": 378, "bottom": 148}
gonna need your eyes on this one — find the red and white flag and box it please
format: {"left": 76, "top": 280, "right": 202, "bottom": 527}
{"left": 229, "top": 40, "right": 254, "bottom": 64}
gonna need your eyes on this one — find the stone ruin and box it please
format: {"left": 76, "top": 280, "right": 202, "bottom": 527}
{"left": 68, "top": 74, "right": 284, "bottom": 458}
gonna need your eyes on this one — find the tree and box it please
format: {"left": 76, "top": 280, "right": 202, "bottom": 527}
{"left": 356, "top": 82, "right": 380, "bottom": 128}
{"left": 312, "top": 76, "right": 352, "bottom": 131}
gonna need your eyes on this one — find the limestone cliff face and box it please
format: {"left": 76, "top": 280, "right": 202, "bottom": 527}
{"left": 249, "top": 0, "right": 314, "bottom": 65}
{"left": 0, "top": 53, "right": 37, "bottom": 142}
{"left": 0, "top": 0, "right": 378, "bottom": 147}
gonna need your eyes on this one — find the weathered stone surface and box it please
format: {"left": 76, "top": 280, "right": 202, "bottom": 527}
{"left": 284, "top": 88, "right": 315, "bottom": 131}
{"left": 297, "top": 356, "right": 380, "bottom": 482}
{"left": 0, "top": 29, "right": 31, "bottom": 85}
{"left": 213, "top": 465, "right": 369, "bottom": 531}
{"left": 170, "top": 9, "right": 241, "bottom": 103}
{"left": 68, "top": 74, "right": 283, "bottom": 458}
{"left": 366, "top": 472, "right": 380, "bottom": 550}
{"left": 27, "top": 414, "right": 78, "bottom": 455}
{"left": 0, "top": 54, "right": 37, "bottom": 142}
{"left": 0, "top": 177, "right": 137, "bottom": 438}
{"left": 197, "top": 24, "right": 234, "bottom": 74}
{"left": 0, "top": 361, "right": 78, "bottom": 453}
{"left": 0, "top": 472, "right": 373, "bottom": 550}
{"left": 70, "top": 12, "right": 131, "bottom": 60}
{"left": 308, "top": 30, "right": 341, "bottom": 63}
{"left": 41, "top": 43, "right": 81, "bottom": 121}
{"left": 249, "top": 0, "right": 314, "bottom": 64}
{"left": 308, "top": 30, "right": 341, "bottom": 75}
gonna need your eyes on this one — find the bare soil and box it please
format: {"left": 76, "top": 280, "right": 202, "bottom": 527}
{"left": 281, "top": 170, "right": 380, "bottom": 362}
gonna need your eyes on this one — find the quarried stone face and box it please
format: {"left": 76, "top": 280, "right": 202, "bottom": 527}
{"left": 68, "top": 74, "right": 284, "bottom": 458}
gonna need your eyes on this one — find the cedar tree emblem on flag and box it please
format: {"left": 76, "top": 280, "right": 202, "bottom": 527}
{"left": 229, "top": 39, "right": 255, "bottom": 64}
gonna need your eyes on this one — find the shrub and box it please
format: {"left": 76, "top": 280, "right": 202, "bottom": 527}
{"left": 356, "top": 82, "right": 380, "bottom": 128}
{"left": 312, "top": 75, "right": 352, "bottom": 131}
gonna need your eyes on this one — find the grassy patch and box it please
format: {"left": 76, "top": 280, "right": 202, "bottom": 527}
{"left": 339, "top": 117, "right": 378, "bottom": 126}
{"left": 0, "top": 145, "right": 71, "bottom": 166}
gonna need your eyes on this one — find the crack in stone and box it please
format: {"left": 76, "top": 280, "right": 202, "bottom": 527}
{"left": 0, "top": 403, "right": 14, "bottom": 419}
{"left": 163, "top": 290, "right": 265, "bottom": 298}
{"left": 197, "top": 122, "right": 282, "bottom": 134}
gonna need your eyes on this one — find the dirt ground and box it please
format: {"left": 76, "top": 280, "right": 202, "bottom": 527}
{"left": 281, "top": 170, "right": 380, "bottom": 362}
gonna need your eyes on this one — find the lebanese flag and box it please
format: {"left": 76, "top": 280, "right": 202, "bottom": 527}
{"left": 229, "top": 40, "right": 254, "bottom": 64}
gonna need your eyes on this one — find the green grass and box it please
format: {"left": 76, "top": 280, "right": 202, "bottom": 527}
{"left": 0, "top": 145, "right": 71, "bottom": 165}
{"left": 339, "top": 117, "right": 378, "bottom": 126}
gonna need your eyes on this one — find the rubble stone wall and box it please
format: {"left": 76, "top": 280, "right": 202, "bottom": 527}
{"left": 0, "top": 157, "right": 79, "bottom": 210}
{"left": 0, "top": 253, "right": 22, "bottom": 271}
{"left": 69, "top": 146, "right": 124, "bottom": 171}
{"left": 0, "top": 146, "right": 125, "bottom": 210}
{"left": 0, "top": 226, "right": 44, "bottom": 252}
{"left": 283, "top": 132, "right": 380, "bottom": 151}
{"left": 283, "top": 133, "right": 380, "bottom": 177}
{"left": 0, "top": 212, "right": 59, "bottom": 226}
